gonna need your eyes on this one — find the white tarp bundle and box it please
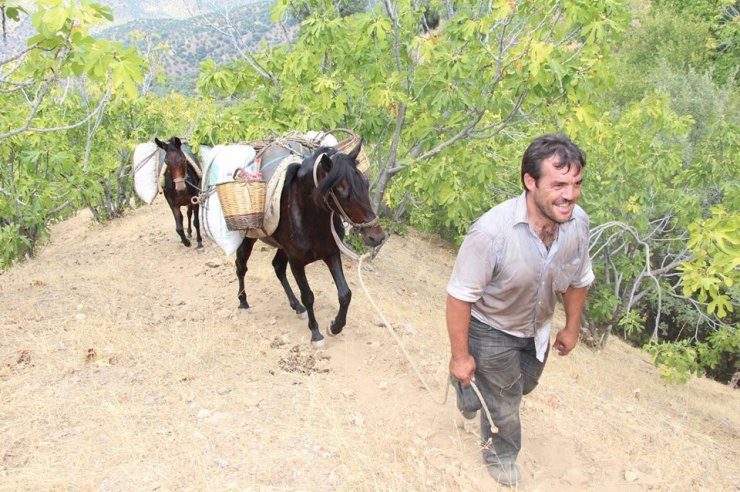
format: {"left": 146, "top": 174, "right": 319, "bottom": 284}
{"left": 198, "top": 144, "right": 257, "bottom": 256}
{"left": 132, "top": 142, "right": 161, "bottom": 204}
{"left": 305, "top": 130, "right": 338, "bottom": 147}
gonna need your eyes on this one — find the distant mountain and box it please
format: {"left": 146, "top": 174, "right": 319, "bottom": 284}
{"left": 99, "top": 0, "right": 268, "bottom": 25}
{"left": 1, "top": 0, "right": 293, "bottom": 96}
{"left": 99, "top": 0, "right": 295, "bottom": 95}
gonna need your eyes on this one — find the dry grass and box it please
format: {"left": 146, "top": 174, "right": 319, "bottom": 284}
{"left": 1, "top": 204, "right": 738, "bottom": 491}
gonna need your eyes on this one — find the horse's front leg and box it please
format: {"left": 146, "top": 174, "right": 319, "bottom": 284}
{"left": 289, "top": 262, "right": 324, "bottom": 348}
{"left": 191, "top": 204, "right": 203, "bottom": 248}
{"left": 170, "top": 205, "right": 191, "bottom": 247}
{"left": 324, "top": 253, "right": 351, "bottom": 336}
{"left": 272, "top": 250, "right": 306, "bottom": 315}
{"left": 236, "top": 238, "right": 256, "bottom": 309}
{"left": 186, "top": 205, "right": 193, "bottom": 238}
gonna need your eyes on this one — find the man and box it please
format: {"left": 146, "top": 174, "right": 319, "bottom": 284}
{"left": 446, "top": 134, "right": 594, "bottom": 486}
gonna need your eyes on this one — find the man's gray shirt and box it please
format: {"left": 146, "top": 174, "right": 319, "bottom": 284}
{"left": 447, "top": 192, "right": 594, "bottom": 361}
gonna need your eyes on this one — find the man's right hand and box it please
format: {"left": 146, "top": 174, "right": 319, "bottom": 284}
{"left": 449, "top": 353, "right": 477, "bottom": 386}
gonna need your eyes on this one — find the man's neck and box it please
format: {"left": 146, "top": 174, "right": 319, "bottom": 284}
{"left": 525, "top": 192, "right": 559, "bottom": 250}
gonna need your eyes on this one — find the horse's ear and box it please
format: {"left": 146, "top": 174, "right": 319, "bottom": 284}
{"left": 319, "top": 153, "right": 333, "bottom": 174}
{"left": 172, "top": 137, "right": 182, "bottom": 148}
{"left": 155, "top": 137, "right": 166, "bottom": 150}
{"left": 348, "top": 138, "right": 362, "bottom": 161}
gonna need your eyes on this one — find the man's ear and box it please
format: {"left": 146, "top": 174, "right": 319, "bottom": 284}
{"left": 523, "top": 173, "right": 537, "bottom": 192}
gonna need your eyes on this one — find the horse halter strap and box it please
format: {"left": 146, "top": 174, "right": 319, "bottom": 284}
{"left": 312, "top": 154, "right": 379, "bottom": 230}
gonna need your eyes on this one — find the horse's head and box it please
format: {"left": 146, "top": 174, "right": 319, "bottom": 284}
{"left": 313, "top": 139, "right": 387, "bottom": 247}
{"left": 155, "top": 136, "right": 188, "bottom": 194}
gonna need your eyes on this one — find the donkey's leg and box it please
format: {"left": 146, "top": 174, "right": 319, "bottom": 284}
{"left": 236, "top": 238, "right": 256, "bottom": 309}
{"left": 170, "top": 205, "right": 191, "bottom": 247}
{"left": 324, "top": 253, "right": 351, "bottom": 336}
{"left": 288, "top": 262, "right": 324, "bottom": 348}
{"left": 272, "top": 250, "right": 306, "bottom": 315}
{"left": 191, "top": 204, "right": 203, "bottom": 248}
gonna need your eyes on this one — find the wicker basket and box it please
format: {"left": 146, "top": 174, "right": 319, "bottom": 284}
{"left": 335, "top": 134, "right": 370, "bottom": 175}
{"left": 216, "top": 180, "right": 266, "bottom": 231}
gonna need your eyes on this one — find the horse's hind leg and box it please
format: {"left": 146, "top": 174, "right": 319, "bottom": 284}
{"left": 324, "top": 253, "right": 351, "bottom": 336}
{"left": 272, "top": 250, "right": 306, "bottom": 315}
{"left": 236, "top": 237, "right": 256, "bottom": 309}
{"left": 289, "top": 262, "right": 324, "bottom": 348}
{"left": 170, "top": 205, "right": 191, "bottom": 247}
{"left": 191, "top": 204, "right": 203, "bottom": 248}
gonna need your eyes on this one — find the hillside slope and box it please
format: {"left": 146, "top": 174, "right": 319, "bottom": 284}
{"left": 0, "top": 203, "right": 738, "bottom": 490}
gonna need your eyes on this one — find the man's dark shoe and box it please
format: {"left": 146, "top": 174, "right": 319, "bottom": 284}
{"left": 488, "top": 462, "right": 521, "bottom": 486}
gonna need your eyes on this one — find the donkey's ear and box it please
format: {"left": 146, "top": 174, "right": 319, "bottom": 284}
{"left": 348, "top": 138, "right": 362, "bottom": 161}
{"left": 172, "top": 137, "right": 182, "bottom": 148}
{"left": 155, "top": 137, "right": 167, "bottom": 150}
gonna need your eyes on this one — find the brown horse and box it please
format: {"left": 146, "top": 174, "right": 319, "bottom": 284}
{"left": 154, "top": 137, "right": 203, "bottom": 248}
{"left": 236, "top": 139, "right": 386, "bottom": 348}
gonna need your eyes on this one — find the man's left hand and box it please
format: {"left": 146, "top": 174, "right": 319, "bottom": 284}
{"left": 553, "top": 328, "right": 579, "bottom": 356}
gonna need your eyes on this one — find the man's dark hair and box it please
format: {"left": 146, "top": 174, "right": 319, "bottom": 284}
{"left": 520, "top": 134, "right": 586, "bottom": 189}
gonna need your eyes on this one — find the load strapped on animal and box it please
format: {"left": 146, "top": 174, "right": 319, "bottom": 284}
{"left": 132, "top": 142, "right": 161, "bottom": 204}
{"left": 199, "top": 144, "right": 255, "bottom": 256}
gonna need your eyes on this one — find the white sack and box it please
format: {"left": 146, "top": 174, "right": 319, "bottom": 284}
{"left": 132, "top": 142, "right": 160, "bottom": 204}
{"left": 199, "top": 145, "right": 246, "bottom": 256}
{"left": 204, "top": 144, "right": 257, "bottom": 185}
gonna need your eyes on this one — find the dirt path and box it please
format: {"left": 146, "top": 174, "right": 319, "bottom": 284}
{"left": 1, "top": 203, "right": 738, "bottom": 491}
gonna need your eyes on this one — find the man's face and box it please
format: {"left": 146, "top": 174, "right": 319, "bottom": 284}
{"left": 525, "top": 155, "right": 583, "bottom": 224}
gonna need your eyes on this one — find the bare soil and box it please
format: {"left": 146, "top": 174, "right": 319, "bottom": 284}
{"left": 1, "top": 203, "right": 738, "bottom": 491}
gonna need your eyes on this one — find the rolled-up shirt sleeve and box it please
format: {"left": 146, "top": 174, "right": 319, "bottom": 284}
{"left": 447, "top": 227, "right": 497, "bottom": 302}
{"left": 570, "top": 215, "right": 594, "bottom": 289}
{"left": 570, "top": 254, "right": 595, "bottom": 288}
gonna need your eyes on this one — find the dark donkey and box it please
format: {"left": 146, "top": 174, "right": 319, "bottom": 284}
{"left": 236, "top": 139, "right": 386, "bottom": 348}
{"left": 154, "top": 137, "right": 203, "bottom": 248}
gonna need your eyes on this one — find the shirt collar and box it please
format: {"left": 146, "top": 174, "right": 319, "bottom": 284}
{"left": 514, "top": 192, "right": 529, "bottom": 225}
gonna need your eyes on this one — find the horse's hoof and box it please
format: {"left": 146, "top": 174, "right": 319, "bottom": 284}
{"left": 311, "top": 338, "right": 328, "bottom": 350}
{"left": 296, "top": 311, "right": 307, "bottom": 320}
{"left": 182, "top": 240, "right": 191, "bottom": 247}
{"left": 327, "top": 323, "right": 343, "bottom": 337}
{"left": 238, "top": 302, "right": 250, "bottom": 310}
{"left": 326, "top": 321, "right": 344, "bottom": 337}
{"left": 196, "top": 243, "right": 204, "bottom": 249}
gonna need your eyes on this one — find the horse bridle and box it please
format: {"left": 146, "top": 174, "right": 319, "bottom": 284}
{"left": 312, "top": 154, "right": 379, "bottom": 230}
{"left": 168, "top": 163, "right": 201, "bottom": 193}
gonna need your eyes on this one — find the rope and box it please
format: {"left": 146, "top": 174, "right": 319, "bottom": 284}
{"left": 356, "top": 251, "right": 498, "bottom": 434}
{"left": 133, "top": 148, "right": 159, "bottom": 174}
